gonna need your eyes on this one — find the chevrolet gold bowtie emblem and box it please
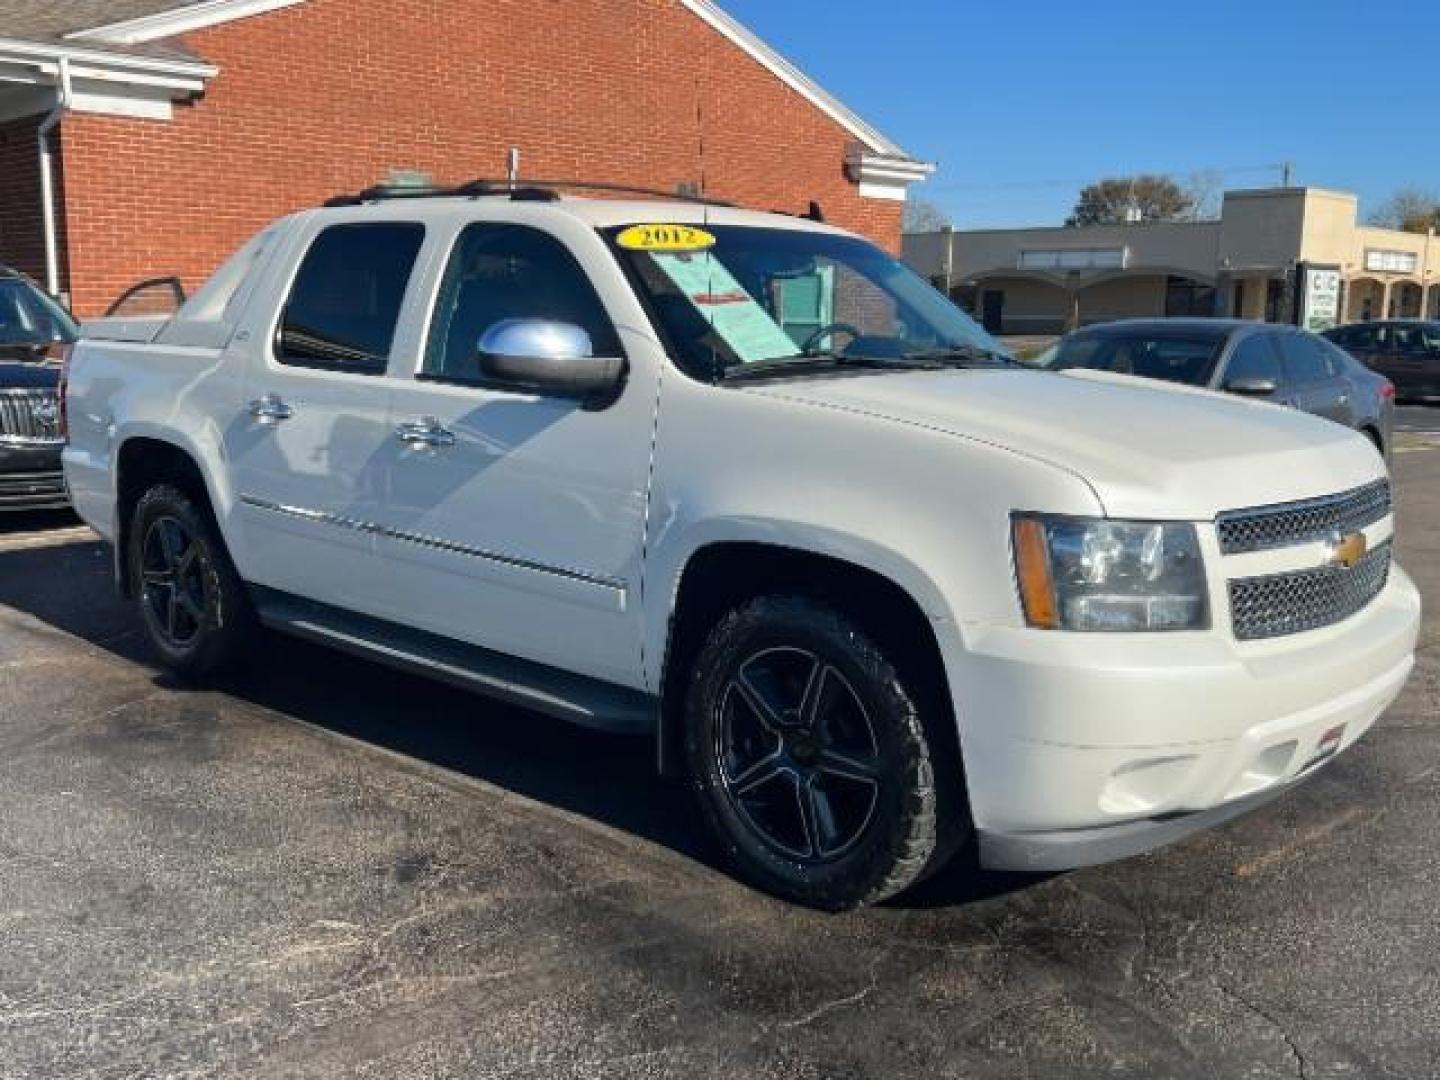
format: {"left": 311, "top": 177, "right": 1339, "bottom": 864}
{"left": 1328, "top": 531, "right": 1368, "bottom": 569}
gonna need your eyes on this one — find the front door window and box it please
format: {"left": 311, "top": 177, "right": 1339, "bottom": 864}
{"left": 423, "top": 223, "right": 621, "bottom": 383}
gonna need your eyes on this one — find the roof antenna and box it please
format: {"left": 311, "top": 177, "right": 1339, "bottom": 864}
{"left": 506, "top": 147, "right": 520, "bottom": 192}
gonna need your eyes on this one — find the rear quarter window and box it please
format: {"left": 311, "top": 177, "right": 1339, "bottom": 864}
{"left": 1222, "top": 334, "right": 1283, "bottom": 384}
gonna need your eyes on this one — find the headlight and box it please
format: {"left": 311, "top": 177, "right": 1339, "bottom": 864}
{"left": 1012, "top": 515, "right": 1209, "bottom": 632}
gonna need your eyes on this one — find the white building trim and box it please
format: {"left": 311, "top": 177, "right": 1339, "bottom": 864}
{"left": 0, "top": 40, "right": 212, "bottom": 120}
{"left": 0, "top": 38, "right": 215, "bottom": 80}
{"left": 67, "top": 0, "right": 305, "bottom": 45}
{"left": 844, "top": 146, "right": 935, "bottom": 202}
{"left": 71, "top": 85, "right": 177, "bottom": 120}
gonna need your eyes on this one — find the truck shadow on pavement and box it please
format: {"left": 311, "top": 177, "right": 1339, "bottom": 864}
{"left": 0, "top": 520, "right": 1042, "bottom": 909}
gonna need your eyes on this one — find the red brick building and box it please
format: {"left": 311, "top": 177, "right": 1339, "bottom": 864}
{"left": 0, "top": 0, "right": 931, "bottom": 316}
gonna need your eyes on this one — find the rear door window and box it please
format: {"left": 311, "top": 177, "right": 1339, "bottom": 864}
{"left": 1392, "top": 325, "right": 1427, "bottom": 353}
{"left": 277, "top": 222, "right": 425, "bottom": 374}
{"left": 1276, "top": 333, "right": 1336, "bottom": 384}
{"left": 1333, "top": 325, "right": 1374, "bottom": 350}
{"left": 1050, "top": 333, "right": 1222, "bottom": 385}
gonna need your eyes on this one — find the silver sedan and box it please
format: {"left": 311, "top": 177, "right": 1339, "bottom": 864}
{"left": 1040, "top": 318, "right": 1395, "bottom": 456}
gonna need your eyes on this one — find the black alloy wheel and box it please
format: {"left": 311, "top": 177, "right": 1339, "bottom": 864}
{"left": 129, "top": 483, "right": 257, "bottom": 679}
{"left": 718, "top": 646, "right": 882, "bottom": 862}
{"left": 140, "top": 515, "right": 211, "bottom": 649}
{"left": 686, "top": 595, "right": 965, "bottom": 910}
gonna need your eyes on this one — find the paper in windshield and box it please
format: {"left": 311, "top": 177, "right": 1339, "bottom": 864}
{"left": 651, "top": 252, "right": 799, "bottom": 363}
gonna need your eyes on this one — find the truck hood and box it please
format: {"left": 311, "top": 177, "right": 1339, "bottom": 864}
{"left": 743, "top": 367, "right": 1383, "bottom": 520}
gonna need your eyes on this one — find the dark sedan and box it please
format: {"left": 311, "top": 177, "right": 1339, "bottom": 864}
{"left": 1323, "top": 320, "right": 1440, "bottom": 403}
{"left": 1043, "top": 318, "right": 1395, "bottom": 456}
{"left": 0, "top": 268, "right": 76, "bottom": 511}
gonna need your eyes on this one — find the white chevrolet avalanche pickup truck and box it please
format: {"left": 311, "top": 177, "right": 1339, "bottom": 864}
{"left": 62, "top": 183, "right": 1421, "bottom": 909}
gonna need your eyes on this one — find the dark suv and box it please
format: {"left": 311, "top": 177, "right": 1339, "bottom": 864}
{"left": 1044, "top": 319, "right": 1395, "bottom": 456}
{"left": 0, "top": 268, "right": 77, "bottom": 511}
{"left": 1323, "top": 320, "right": 1440, "bottom": 402}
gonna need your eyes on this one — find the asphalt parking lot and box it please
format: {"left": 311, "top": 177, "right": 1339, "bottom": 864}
{"left": 1397, "top": 403, "right": 1440, "bottom": 438}
{"left": 0, "top": 447, "right": 1436, "bottom": 1079}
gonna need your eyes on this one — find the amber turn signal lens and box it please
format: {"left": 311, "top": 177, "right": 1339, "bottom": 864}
{"left": 1013, "top": 517, "right": 1060, "bottom": 629}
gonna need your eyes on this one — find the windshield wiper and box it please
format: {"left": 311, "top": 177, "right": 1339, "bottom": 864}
{"left": 719, "top": 353, "right": 945, "bottom": 383}
{"left": 902, "top": 344, "right": 1019, "bottom": 368}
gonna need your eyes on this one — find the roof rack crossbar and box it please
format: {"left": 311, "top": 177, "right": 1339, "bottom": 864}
{"left": 476, "top": 178, "right": 737, "bottom": 207}
{"left": 322, "top": 178, "right": 736, "bottom": 209}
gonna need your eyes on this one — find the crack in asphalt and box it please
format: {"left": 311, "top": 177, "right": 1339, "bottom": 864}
{"left": 775, "top": 983, "right": 874, "bottom": 1030}
{"left": 1065, "top": 879, "right": 1151, "bottom": 981}
{"left": 1216, "top": 982, "right": 1312, "bottom": 1080}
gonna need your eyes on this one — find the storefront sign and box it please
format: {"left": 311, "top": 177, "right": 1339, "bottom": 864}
{"left": 1299, "top": 263, "right": 1341, "bottom": 331}
{"left": 1018, "top": 247, "right": 1126, "bottom": 271}
{"left": 1364, "top": 249, "right": 1418, "bottom": 274}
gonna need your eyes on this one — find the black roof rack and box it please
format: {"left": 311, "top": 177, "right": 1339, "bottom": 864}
{"left": 768, "top": 201, "right": 827, "bottom": 224}
{"left": 323, "top": 177, "right": 737, "bottom": 209}
{"left": 502, "top": 179, "right": 736, "bottom": 207}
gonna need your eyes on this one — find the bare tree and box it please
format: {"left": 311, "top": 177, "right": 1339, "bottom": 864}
{"left": 1181, "top": 170, "right": 1225, "bottom": 221}
{"left": 1066, "top": 175, "right": 1193, "bottom": 227}
{"left": 903, "top": 197, "right": 951, "bottom": 234}
{"left": 1367, "top": 188, "right": 1440, "bottom": 234}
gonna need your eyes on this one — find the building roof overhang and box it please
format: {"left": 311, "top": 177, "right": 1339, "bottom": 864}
{"left": 843, "top": 145, "right": 936, "bottom": 202}
{"left": 0, "top": 36, "right": 214, "bottom": 121}
{"left": 65, "top": 0, "right": 304, "bottom": 45}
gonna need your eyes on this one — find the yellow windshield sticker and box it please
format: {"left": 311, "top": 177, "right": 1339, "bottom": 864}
{"left": 616, "top": 224, "right": 717, "bottom": 252}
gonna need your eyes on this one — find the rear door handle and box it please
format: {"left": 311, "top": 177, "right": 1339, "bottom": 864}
{"left": 247, "top": 393, "right": 293, "bottom": 424}
{"left": 395, "top": 418, "right": 456, "bottom": 449}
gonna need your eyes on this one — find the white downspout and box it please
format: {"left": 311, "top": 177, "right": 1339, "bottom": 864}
{"left": 38, "top": 56, "right": 74, "bottom": 299}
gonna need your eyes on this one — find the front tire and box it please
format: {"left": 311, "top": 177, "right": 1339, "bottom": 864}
{"left": 685, "top": 595, "right": 964, "bottom": 910}
{"left": 129, "top": 484, "right": 256, "bottom": 680}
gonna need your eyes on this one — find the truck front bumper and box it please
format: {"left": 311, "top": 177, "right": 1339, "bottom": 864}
{"left": 948, "top": 565, "right": 1422, "bottom": 872}
{"left": 0, "top": 441, "right": 67, "bottom": 511}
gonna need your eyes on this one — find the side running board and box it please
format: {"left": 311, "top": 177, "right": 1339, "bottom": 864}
{"left": 251, "top": 587, "right": 657, "bottom": 736}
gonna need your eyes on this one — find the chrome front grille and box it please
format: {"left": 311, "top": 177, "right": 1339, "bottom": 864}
{"left": 1216, "top": 480, "right": 1391, "bottom": 555}
{"left": 0, "top": 389, "right": 62, "bottom": 443}
{"left": 1229, "top": 541, "right": 1392, "bottom": 641}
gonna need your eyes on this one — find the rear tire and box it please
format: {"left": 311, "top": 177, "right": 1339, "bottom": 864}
{"left": 685, "top": 595, "right": 967, "bottom": 910}
{"left": 129, "top": 484, "right": 257, "bottom": 681}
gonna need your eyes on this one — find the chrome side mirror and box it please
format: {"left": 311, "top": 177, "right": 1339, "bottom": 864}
{"left": 476, "top": 319, "right": 623, "bottom": 401}
{"left": 1225, "top": 376, "right": 1278, "bottom": 397}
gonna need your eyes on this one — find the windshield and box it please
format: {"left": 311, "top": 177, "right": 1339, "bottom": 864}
{"left": 0, "top": 278, "right": 78, "bottom": 347}
{"left": 1048, "top": 332, "right": 1223, "bottom": 386}
{"left": 607, "top": 224, "right": 1006, "bottom": 381}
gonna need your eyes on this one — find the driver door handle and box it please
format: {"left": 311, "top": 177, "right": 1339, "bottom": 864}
{"left": 395, "top": 418, "right": 456, "bottom": 449}
{"left": 247, "top": 393, "right": 293, "bottom": 424}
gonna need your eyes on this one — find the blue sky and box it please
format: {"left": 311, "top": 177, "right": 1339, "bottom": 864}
{"left": 719, "top": 0, "right": 1440, "bottom": 228}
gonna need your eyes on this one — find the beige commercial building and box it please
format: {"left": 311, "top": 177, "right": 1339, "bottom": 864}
{"left": 903, "top": 186, "right": 1440, "bottom": 335}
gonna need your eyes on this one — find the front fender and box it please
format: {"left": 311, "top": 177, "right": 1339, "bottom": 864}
{"left": 642, "top": 517, "right": 958, "bottom": 692}
{"left": 639, "top": 377, "right": 1104, "bottom": 697}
